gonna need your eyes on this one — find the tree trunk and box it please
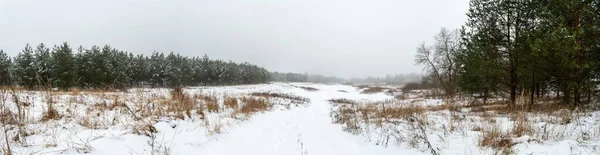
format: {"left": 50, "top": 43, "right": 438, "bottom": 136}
{"left": 530, "top": 67, "right": 535, "bottom": 111}
{"left": 484, "top": 88, "right": 489, "bottom": 105}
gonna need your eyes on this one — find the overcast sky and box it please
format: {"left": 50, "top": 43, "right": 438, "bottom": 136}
{"left": 0, "top": 0, "right": 469, "bottom": 78}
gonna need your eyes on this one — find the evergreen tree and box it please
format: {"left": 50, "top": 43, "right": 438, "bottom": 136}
{"left": 131, "top": 54, "right": 150, "bottom": 86}
{"left": 7, "top": 42, "right": 274, "bottom": 89}
{"left": 14, "top": 44, "right": 37, "bottom": 89}
{"left": 149, "top": 52, "right": 166, "bottom": 87}
{"left": 51, "top": 42, "right": 76, "bottom": 90}
{"left": 0, "top": 50, "right": 11, "bottom": 86}
{"left": 34, "top": 43, "right": 53, "bottom": 88}
{"left": 533, "top": 0, "right": 600, "bottom": 104}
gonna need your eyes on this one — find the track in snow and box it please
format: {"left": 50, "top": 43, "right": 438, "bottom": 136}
{"left": 197, "top": 84, "right": 423, "bottom": 155}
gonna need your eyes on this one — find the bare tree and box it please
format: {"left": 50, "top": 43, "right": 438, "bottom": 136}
{"left": 415, "top": 28, "right": 461, "bottom": 97}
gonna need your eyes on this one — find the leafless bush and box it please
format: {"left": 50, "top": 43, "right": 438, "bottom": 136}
{"left": 401, "top": 82, "right": 438, "bottom": 92}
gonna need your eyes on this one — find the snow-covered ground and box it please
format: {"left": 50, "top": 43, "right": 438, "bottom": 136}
{"left": 0, "top": 83, "right": 599, "bottom": 155}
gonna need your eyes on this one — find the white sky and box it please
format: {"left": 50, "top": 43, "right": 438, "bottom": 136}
{"left": 0, "top": 0, "right": 470, "bottom": 78}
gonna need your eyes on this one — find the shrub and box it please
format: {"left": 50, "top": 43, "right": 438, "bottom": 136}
{"left": 401, "top": 82, "right": 438, "bottom": 92}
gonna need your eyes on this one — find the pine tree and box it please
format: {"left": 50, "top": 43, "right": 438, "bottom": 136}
{"left": 0, "top": 50, "right": 12, "bottom": 86}
{"left": 74, "top": 46, "right": 92, "bottom": 88}
{"left": 131, "top": 54, "right": 150, "bottom": 86}
{"left": 34, "top": 43, "right": 53, "bottom": 88}
{"left": 149, "top": 52, "right": 166, "bottom": 87}
{"left": 52, "top": 42, "right": 76, "bottom": 90}
{"left": 14, "top": 44, "right": 37, "bottom": 89}
{"left": 533, "top": 0, "right": 600, "bottom": 104}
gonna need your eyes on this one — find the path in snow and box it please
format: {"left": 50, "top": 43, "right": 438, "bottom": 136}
{"left": 197, "top": 84, "right": 423, "bottom": 155}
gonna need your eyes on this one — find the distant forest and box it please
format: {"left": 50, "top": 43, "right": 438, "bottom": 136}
{"left": 0, "top": 43, "right": 418, "bottom": 90}
{"left": 0, "top": 43, "right": 271, "bottom": 90}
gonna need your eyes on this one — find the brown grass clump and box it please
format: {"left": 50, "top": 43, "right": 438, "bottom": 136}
{"left": 131, "top": 123, "right": 157, "bottom": 137}
{"left": 479, "top": 124, "right": 513, "bottom": 149}
{"left": 466, "top": 99, "right": 575, "bottom": 116}
{"left": 94, "top": 97, "right": 127, "bottom": 111}
{"left": 327, "top": 98, "right": 359, "bottom": 105}
{"left": 195, "top": 93, "right": 219, "bottom": 113}
{"left": 196, "top": 104, "right": 206, "bottom": 120}
{"left": 79, "top": 116, "right": 100, "bottom": 129}
{"left": 511, "top": 114, "right": 535, "bottom": 137}
{"left": 41, "top": 105, "right": 60, "bottom": 122}
{"left": 376, "top": 105, "right": 425, "bottom": 119}
{"left": 224, "top": 97, "right": 239, "bottom": 109}
{"left": 361, "top": 86, "right": 387, "bottom": 94}
{"left": 239, "top": 97, "right": 272, "bottom": 115}
{"left": 0, "top": 110, "right": 17, "bottom": 125}
{"left": 250, "top": 92, "right": 309, "bottom": 103}
{"left": 206, "top": 98, "right": 219, "bottom": 113}
{"left": 71, "top": 88, "right": 80, "bottom": 96}
{"left": 331, "top": 106, "right": 355, "bottom": 124}
{"left": 330, "top": 105, "right": 363, "bottom": 134}
{"left": 294, "top": 86, "right": 319, "bottom": 91}
{"left": 355, "top": 85, "right": 370, "bottom": 89}
{"left": 170, "top": 87, "right": 185, "bottom": 99}
{"left": 164, "top": 88, "right": 196, "bottom": 118}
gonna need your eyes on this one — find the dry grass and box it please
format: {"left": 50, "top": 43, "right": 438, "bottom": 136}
{"left": 327, "top": 98, "right": 359, "bottom": 105}
{"left": 330, "top": 98, "right": 428, "bottom": 122}
{"left": 250, "top": 92, "right": 310, "bottom": 103}
{"left": 0, "top": 109, "right": 17, "bottom": 125}
{"left": 376, "top": 105, "right": 425, "bottom": 120}
{"left": 293, "top": 85, "right": 319, "bottom": 91}
{"left": 94, "top": 97, "right": 127, "bottom": 111}
{"left": 360, "top": 86, "right": 387, "bottom": 94}
{"left": 205, "top": 118, "right": 223, "bottom": 135}
{"left": 510, "top": 114, "right": 535, "bottom": 137}
{"left": 41, "top": 105, "right": 60, "bottom": 122}
{"left": 330, "top": 104, "right": 362, "bottom": 134}
{"left": 79, "top": 115, "right": 100, "bottom": 129}
{"left": 204, "top": 95, "right": 219, "bottom": 113}
{"left": 131, "top": 123, "right": 158, "bottom": 137}
{"left": 239, "top": 97, "right": 272, "bottom": 115}
{"left": 478, "top": 124, "right": 513, "bottom": 153}
{"left": 224, "top": 97, "right": 239, "bottom": 109}
{"left": 148, "top": 88, "right": 197, "bottom": 119}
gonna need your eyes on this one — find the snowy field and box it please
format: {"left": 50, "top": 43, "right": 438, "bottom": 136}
{"left": 1, "top": 83, "right": 599, "bottom": 155}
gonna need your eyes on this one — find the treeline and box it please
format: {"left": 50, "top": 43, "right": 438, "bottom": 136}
{"left": 269, "top": 72, "right": 345, "bottom": 84}
{"left": 0, "top": 43, "right": 270, "bottom": 90}
{"left": 347, "top": 73, "right": 422, "bottom": 85}
{"left": 417, "top": 0, "right": 600, "bottom": 105}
